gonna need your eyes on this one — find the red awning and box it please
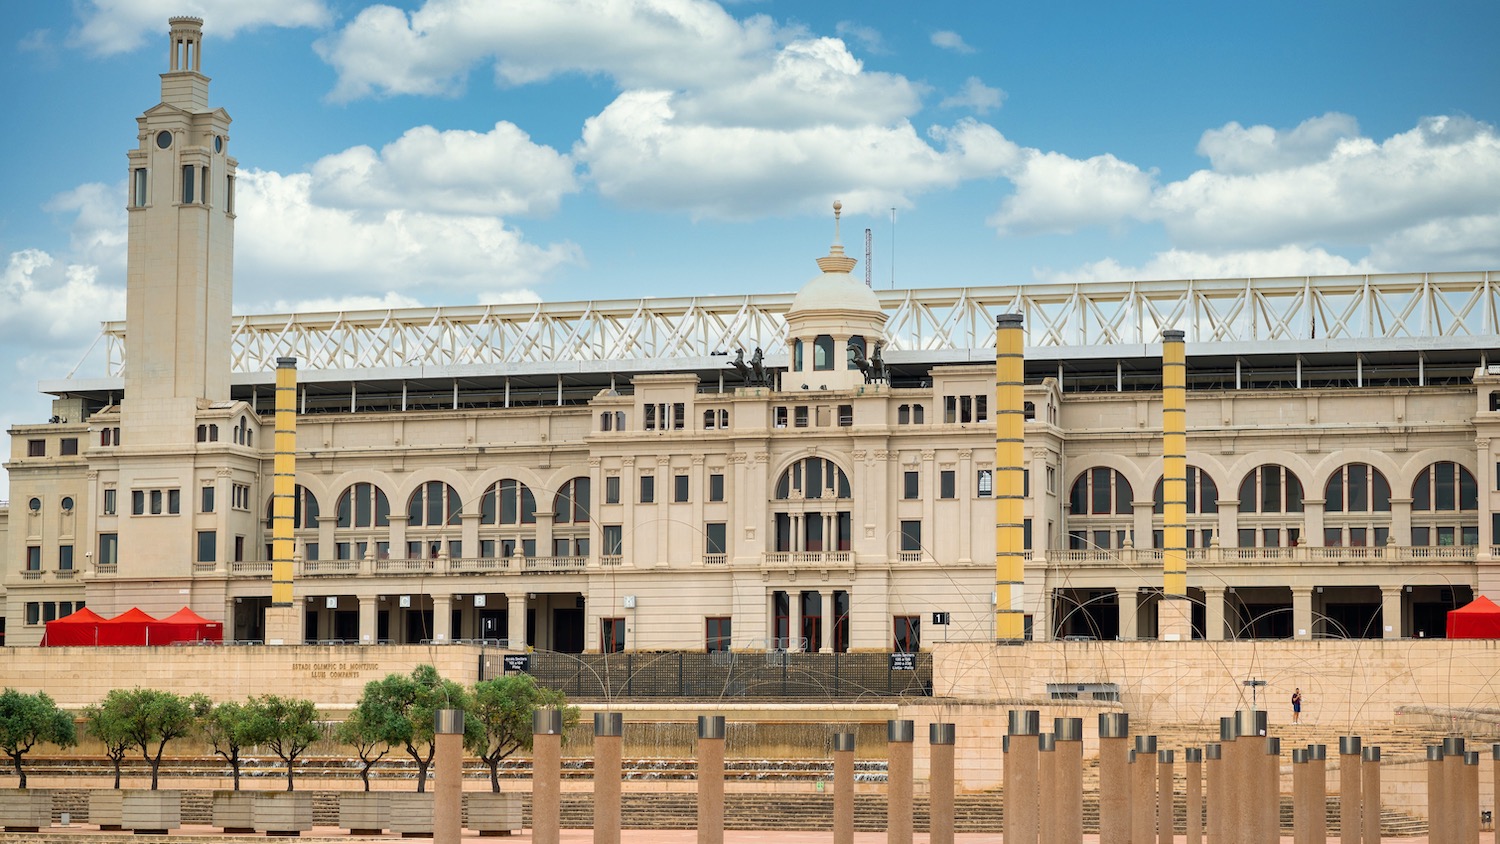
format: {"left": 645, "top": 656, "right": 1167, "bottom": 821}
{"left": 41, "top": 607, "right": 108, "bottom": 646}
{"left": 1448, "top": 595, "right": 1500, "bottom": 639}
{"left": 159, "top": 606, "right": 224, "bottom": 644}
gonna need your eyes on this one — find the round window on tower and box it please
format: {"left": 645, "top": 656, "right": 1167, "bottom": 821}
{"left": 28, "top": 498, "right": 41, "bottom": 512}
{"left": 214, "top": 135, "right": 223, "bottom": 153}
{"left": 61, "top": 497, "right": 75, "bottom": 512}
{"left": 156, "top": 130, "right": 172, "bottom": 149}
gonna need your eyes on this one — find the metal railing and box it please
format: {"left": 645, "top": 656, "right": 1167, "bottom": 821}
{"left": 1047, "top": 544, "right": 1476, "bottom": 568}
{"left": 523, "top": 650, "right": 933, "bottom": 699}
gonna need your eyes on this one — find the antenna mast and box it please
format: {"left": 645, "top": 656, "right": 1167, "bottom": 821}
{"left": 889, "top": 207, "right": 897, "bottom": 289}
{"left": 864, "top": 228, "right": 872, "bottom": 288}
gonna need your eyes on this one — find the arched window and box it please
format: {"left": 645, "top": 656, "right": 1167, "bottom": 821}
{"left": 480, "top": 480, "right": 536, "bottom": 525}
{"left": 1325, "top": 464, "right": 1391, "bottom": 512}
{"left": 408, "top": 481, "right": 462, "bottom": 527}
{"left": 336, "top": 483, "right": 390, "bottom": 528}
{"left": 1411, "top": 462, "right": 1477, "bottom": 511}
{"left": 813, "top": 335, "right": 835, "bottom": 371}
{"left": 265, "top": 485, "right": 320, "bottom": 530}
{"left": 1152, "top": 467, "right": 1220, "bottom": 514}
{"left": 553, "top": 478, "right": 591, "bottom": 524}
{"left": 775, "top": 456, "right": 852, "bottom": 500}
{"left": 1238, "top": 465, "right": 1304, "bottom": 513}
{"left": 1069, "top": 468, "right": 1133, "bottom": 515}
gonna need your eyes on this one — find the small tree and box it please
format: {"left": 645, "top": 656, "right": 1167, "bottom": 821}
{"left": 201, "top": 701, "right": 267, "bottom": 791}
{"left": 82, "top": 701, "right": 131, "bottom": 789}
{"left": 468, "top": 675, "right": 577, "bottom": 792}
{"left": 353, "top": 665, "right": 469, "bottom": 792}
{"left": 249, "top": 695, "right": 322, "bottom": 792}
{"left": 95, "top": 688, "right": 210, "bottom": 789}
{"left": 0, "top": 688, "right": 77, "bottom": 789}
{"left": 334, "top": 707, "right": 391, "bottom": 792}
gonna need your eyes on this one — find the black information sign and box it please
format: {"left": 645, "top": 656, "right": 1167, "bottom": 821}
{"left": 931, "top": 612, "right": 950, "bottom": 625}
{"left": 889, "top": 652, "right": 917, "bottom": 671}
{"left": 503, "top": 654, "right": 531, "bottom": 673}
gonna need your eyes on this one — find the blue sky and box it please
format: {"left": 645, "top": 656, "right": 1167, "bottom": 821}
{"left": 2, "top": 0, "right": 1499, "bottom": 496}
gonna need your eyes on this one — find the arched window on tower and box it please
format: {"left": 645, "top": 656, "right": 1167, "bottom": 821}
{"left": 1410, "top": 461, "right": 1478, "bottom": 547}
{"left": 1323, "top": 463, "right": 1391, "bottom": 547}
{"left": 1236, "top": 464, "right": 1304, "bottom": 548}
{"left": 479, "top": 479, "right": 537, "bottom": 559}
{"left": 552, "top": 477, "right": 591, "bottom": 558}
{"left": 263, "top": 485, "right": 321, "bottom": 561}
{"left": 1067, "top": 468, "right": 1134, "bottom": 549}
{"left": 814, "top": 335, "right": 835, "bottom": 371}
{"left": 1151, "top": 466, "right": 1219, "bottom": 549}
{"left": 772, "top": 457, "right": 853, "bottom": 555}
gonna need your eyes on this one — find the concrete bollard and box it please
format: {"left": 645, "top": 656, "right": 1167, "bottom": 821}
{"left": 1206, "top": 742, "right": 1223, "bottom": 844}
{"left": 1185, "top": 747, "right": 1203, "bottom": 844}
{"left": 1265, "top": 737, "right": 1282, "bottom": 844}
{"left": 929, "top": 723, "right": 956, "bottom": 844}
{"left": 1309, "top": 744, "right": 1328, "bottom": 844}
{"left": 1038, "top": 733, "right": 1058, "bottom": 844}
{"left": 1360, "top": 747, "right": 1380, "bottom": 844}
{"left": 1098, "top": 713, "right": 1131, "bottom": 844}
{"left": 1055, "top": 718, "right": 1084, "bottom": 844}
{"left": 833, "top": 732, "right": 855, "bottom": 844}
{"left": 1339, "top": 736, "right": 1362, "bottom": 844}
{"left": 1462, "top": 750, "right": 1480, "bottom": 844}
{"left": 1004, "top": 710, "right": 1040, "bottom": 844}
{"left": 593, "top": 713, "right": 624, "bottom": 844}
{"left": 532, "top": 709, "right": 564, "bottom": 844}
{"left": 1132, "top": 736, "right": 1158, "bottom": 844}
{"left": 697, "top": 716, "right": 726, "bottom": 844}
{"left": 886, "top": 719, "right": 914, "bottom": 844}
{"left": 1293, "top": 749, "right": 1310, "bottom": 844}
{"left": 433, "top": 709, "right": 463, "bottom": 844}
{"left": 1157, "top": 749, "right": 1175, "bottom": 844}
{"left": 1444, "top": 738, "right": 1466, "bottom": 844}
{"left": 1426, "top": 746, "right": 1446, "bottom": 844}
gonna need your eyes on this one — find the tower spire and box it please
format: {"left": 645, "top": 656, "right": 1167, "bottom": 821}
{"left": 816, "top": 200, "right": 858, "bottom": 275}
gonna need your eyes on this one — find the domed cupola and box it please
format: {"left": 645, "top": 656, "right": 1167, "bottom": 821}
{"left": 784, "top": 201, "right": 889, "bottom": 391}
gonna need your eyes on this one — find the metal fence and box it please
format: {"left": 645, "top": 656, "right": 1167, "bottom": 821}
{"left": 493, "top": 650, "right": 933, "bottom": 700}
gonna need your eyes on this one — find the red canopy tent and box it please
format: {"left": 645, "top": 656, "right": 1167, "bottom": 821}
{"left": 159, "top": 606, "right": 223, "bottom": 644}
{"left": 1448, "top": 595, "right": 1500, "bottom": 639}
{"left": 41, "top": 606, "right": 107, "bottom": 646}
{"left": 97, "top": 607, "right": 159, "bottom": 645}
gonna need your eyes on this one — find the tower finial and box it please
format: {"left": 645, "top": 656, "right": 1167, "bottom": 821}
{"left": 833, "top": 200, "right": 843, "bottom": 244}
{"left": 816, "top": 199, "right": 858, "bottom": 275}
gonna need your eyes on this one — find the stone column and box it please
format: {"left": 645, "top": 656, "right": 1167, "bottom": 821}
{"left": 532, "top": 709, "right": 563, "bottom": 844}
{"left": 508, "top": 592, "right": 526, "bottom": 650}
{"left": 1427, "top": 746, "right": 1447, "bottom": 844}
{"left": 1461, "top": 750, "right": 1480, "bottom": 844}
{"left": 1099, "top": 713, "right": 1131, "bottom": 844}
{"left": 1119, "top": 587, "right": 1141, "bottom": 641}
{"left": 1339, "top": 736, "right": 1362, "bottom": 844}
{"left": 833, "top": 732, "right": 855, "bottom": 844}
{"left": 1380, "top": 586, "right": 1403, "bottom": 639}
{"left": 593, "top": 713, "right": 623, "bottom": 844}
{"left": 432, "top": 594, "right": 452, "bottom": 643}
{"left": 819, "top": 589, "right": 834, "bottom": 653}
{"left": 433, "top": 709, "right": 463, "bottom": 844}
{"left": 1293, "top": 749, "right": 1310, "bottom": 844}
{"left": 1205, "top": 586, "right": 1227, "bottom": 641}
{"left": 887, "top": 719, "right": 914, "bottom": 844}
{"left": 1157, "top": 749, "right": 1175, "bottom": 844}
{"left": 358, "top": 594, "right": 378, "bottom": 645}
{"left": 1206, "top": 742, "right": 1223, "bottom": 844}
{"left": 929, "top": 723, "right": 955, "bottom": 844}
{"left": 1310, "top": 744, "right": 1329, "bottom": 844}
{"left": 1055, "top": 718, "right": 1084, "bottom": 844}
{"left": 1132, "top": 736, "right": 1158, "bottom": 844}
{"left": 1185, "top": 746, "right": 1203, "bottom": 844}
{"left": 697, "top": 716, "right": 726, "bottom": 844}
{"left": 1038, "top": 732, "right": 1057, "bottom": 844}
{"left": 1004, "top": 710, "right": 1040, "bottom": 844}
{"left": 1360, "top": 747, "right": 1380, "bottom": 844}
{"left": 1293, "top": 587, "right": 1315, "bottom": 640}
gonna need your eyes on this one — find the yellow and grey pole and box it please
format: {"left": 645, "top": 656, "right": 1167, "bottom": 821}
{"left": 995, "top": 313, "right": 1026, "bottom": 642}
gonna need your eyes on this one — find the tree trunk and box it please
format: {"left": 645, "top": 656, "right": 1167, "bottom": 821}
{"left": 286, "top": 759, "right": 295, "bottom": 792}
{"left": 11, "top": 752, "right": 26, "bottom": 789}
{"left": 489, "top": 759, "right": 500, "bottom": 793}
{"left": 231, "top": 755, "right": 241, "bottom": 791}
{"left": 360, "top": 765, "right": 371, "bottom": 792}
{"left": 112, "top": 758, "right": 122, "bottom": 789}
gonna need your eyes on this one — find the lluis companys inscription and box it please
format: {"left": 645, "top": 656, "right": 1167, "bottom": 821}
{"left": 290, "top": 661, "right": 379, "bottom": 679}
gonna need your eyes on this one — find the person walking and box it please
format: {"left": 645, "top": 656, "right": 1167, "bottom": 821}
{"left": 1291, "top": 688, "right": 1303, "bottom": 724}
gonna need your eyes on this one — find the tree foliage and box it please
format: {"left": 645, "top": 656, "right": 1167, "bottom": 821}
{"left": 350, "top": 665, "right": 473, "bottom": 792}
{"left": 93, "top": 688, "right": 210, "bottom": 789}
{"left": 82, "top": 700, "right": 131, "bottom": 789}
{"left": 467, "top": 675, "right": 577, "bottom": 792}
{"left": 0, "top": 688, "right": 77, "bottom": 789}
{"left": 200, "top": 701, "right": 268, "bottom": 791}
{"left": 333, "top": 707, "right": 390, "bottom": 792}
{"left": 249, "top": 695, "right": 322, "bottom": 792}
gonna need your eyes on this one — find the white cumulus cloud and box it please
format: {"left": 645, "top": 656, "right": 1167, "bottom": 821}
{"left": 75, "top": 0, "right": 330, "bottom": 55}
{"left": 989, "top": 151, "right": 1156, "bottom": 235}
{"left": 930, "top": 30, "right": 974, "bottom": 54}
{"left": 939, "top": 77, "right": 1004, "bottom": 115}
{"left": 1038, "top": 246, "right": 1377, "bottom": 285}
{"left": 1196, "top": 112, "right": 1362, "bottom": 175}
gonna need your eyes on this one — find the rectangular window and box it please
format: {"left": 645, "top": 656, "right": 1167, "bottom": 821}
{"left": 132, "top": 490, "right": 145, "bottom": 515}
{"left": 182, "top": 164, "right": 195, "bottom": 204}
{"left": 148, "top": 489, "right": 162, "bottom": 515}
{"left": 1238, "top": 528, "right": 1256, "bottom": 548}
{"left": 838, "top": 404, "right": 853, "bottom": 426}
{"left": 133, "top": 168, "right": 148, "bottom": 207}
{"left": 706, "top": 617, "right": 732, "bottom": 652}
{"left": 605, "top": 475, "right": 621, "bottom": 504}
{"left": 1263, "top": 528, "right": 1281, "bottom": 548}
{"left": 200, "top": 166, "right": 210, "bottom": 205}
{"left": 602, "top": 525, "right": 623, "bottom": 556}
{"left": 773, "top": 406, "right": 788, "bottom": 428}
{"left": 975, "top": 395, "right": 988, "bottom": 422}
{"left": 168, "top": 489, "right": 180, "bottom": 514}
{"left": 1023, "top": 519, "right": 1033, "bottom": 551}
{"left": 58, "top": 545, "right": 74, "bottom": 570}
{"left": 26, "top": 604, "right": 40, "bottom": 626}
{"left": 903, "top": 471, "right": 919, "bottom": 500}
{"left": 939, "top": 470, "right": 956, "bottom": 499}
{"left": 234, "top": 536, "right": 245, "bottom": 562}
{"left": 673, "top": 403, "right": 685, "bottom": 430}
{"left": 944, "top": 396, "right": 957, "bottom": 424}
{"left": 978, "top": 469, "right": 993, "bottom": 497}
{"left": 197, "top": 531, "right": 216, "bottom": 563}
{"left": 27, "top": 439, "right": 44, "bottom": 457}
{"left": 60, "top": 438, "right": 79, "bottom": 456}
{"left": 1463, "top": 525, "right": 1479, "bottom": 546}
{"left": 553, "top": 538, "right": 572, "bottom": 557}
{"left": 601, "top": 618, "right": 626, "bottom": 654}
{"left": 794, "top": 406, "right": 809, "bottom": 428}
{"left": 201, "top": 486, "right": 215, "bottom": 513}
{"left": 1324, "top": 527, "right": 1342, "bottom": 547}
{"left": 894, "top": 615, "right": 921, "bottom": 653}
{"left": 103, "top": 488, "right": 117, "bottom": 515}
{"left": 226, "top": 175, "right": 234, "bottom": 214}
{"left": 709, "top": 473, "right": 725, "bottom": 502}
{"left": 705, "top": 522, "right": 727, "bottom": 555}
{"left": 1023, "top": 469, "right": 1030, "bottom": 497}
{"left": 99, "top": 533, "right": 118, "bottom": 565}
{"left": 639, "top": 475, "right": 655, "bottom": 503}
{"left": 1411, "top": 526, "right": 1430, "bottom": 546}
{"left": 26, "top": 547, "right": 41, "bottom": 571}
{"left": 899, "top": 520, "right": 922, "bottom": 552}
{"left": 674, "top": 474, "right": 689, "bottom": 502}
